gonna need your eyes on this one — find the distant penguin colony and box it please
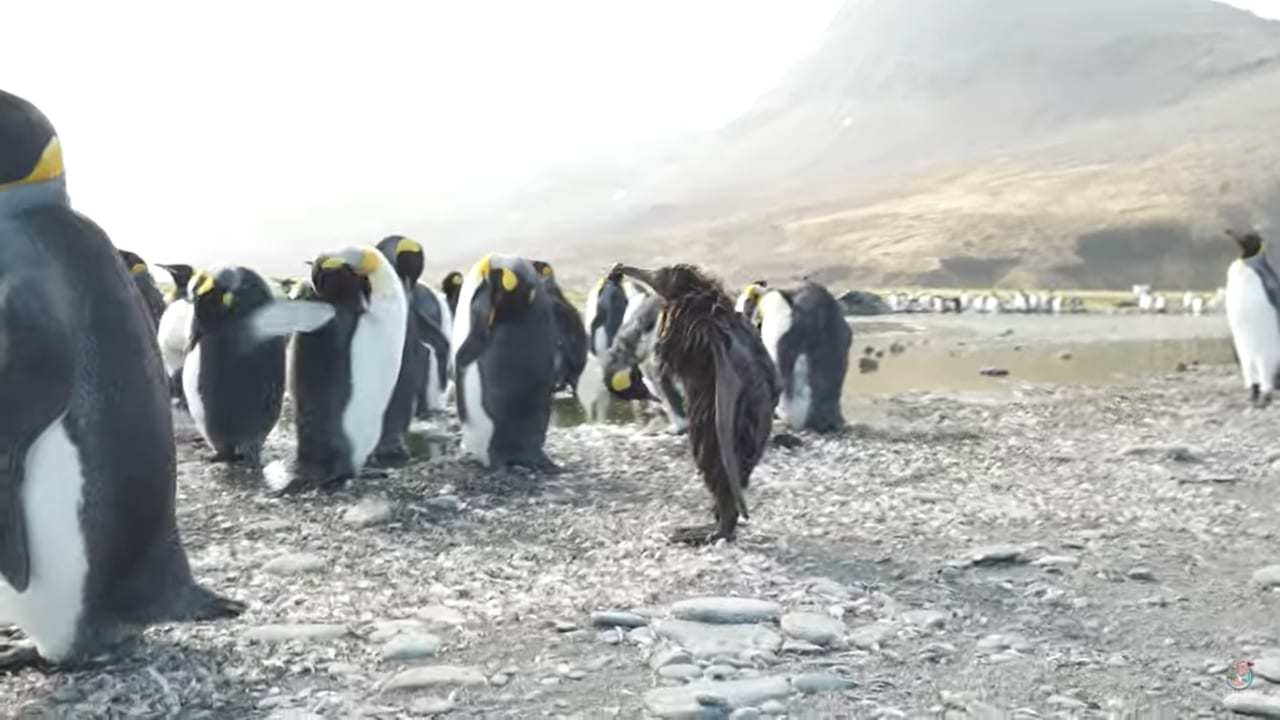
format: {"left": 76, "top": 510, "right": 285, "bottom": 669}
{"left": 452, "top": 254, "right": 559, "bottom": 470}
{"left": 0, "top": 89, "right": 242, "bottom": 670}
{"left": 184, "top": 266, "right": 287, "bottom": 466}
{"left": 614, "top": 263, "right": 780, "bottom": 545}
{"left": 737, "top": 281, "right": 852, "bottom": 432}
{"left": 1225, "top": 229, "right": 1280, "bottom": 407}
{"left": 533, "top": 261, "right": 588, "bottom": 394}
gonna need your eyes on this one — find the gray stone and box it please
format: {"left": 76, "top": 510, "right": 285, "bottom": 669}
{"left": 672, "top": 597, "right": 782, "bottom": 625}
{"left": 1120, "top": 444, "right": 1200, "bottom": 463}
{"left": 262, "top": 553, "right": 326, "bottom": 576}
{"left": 871, "top": 708, "right": 906, "bottom": 719}
{"left": 651, "top": 646, "right": 694, "bottom": 670}
{"left": 553, "top": 619, "right": 579, "bottom": 632}
{"left": 1033, "top": 555, "right": 1079, "bottom": 569}
{"left": 966, "top": 545, "right": 1027, "bottom": 566}
{"left": 645, "top": 676, "right": 792, "bottom": 719}
{"left": 901, "top": 609, "right": 948, "bottom": 630}
{"left": 592, "top": 611, "right": 649, "bottom": 628}
{"left": 1127, "top": 567, "right": 1157, "bottom": 582}
{"left": 386, "top": 665, "right": 488, "bottom": 690}
{"left": 704, "top": 664, "right": 737, "bottom": 681}
{"left": 658, "top": 664, "right": 704, "bottom": 681}
{"left": 654, "top": 620, "right": 783, "bottom": 659}
{"left": 729, "top": 710, "right": 762, "bottom": 720}
{"left": 781, "top": 640, "right": 826, "bottom": 655}
{"left": 1222, "top": 691, "right": 1280, "bottom": 717}
{"left": 780, "top": 612, "right": 845, "bottom": 646}
{"left": 425, "top": 495, "right": 461, "bottom": 512}
{"left": 408, "top": 696, "right": 456, "bottom": 714}
{"left": 1253, "top": 566, "right": 1280, "bottom": 588}
{"left": 245, "top": 623, "right": 349, "bottom": 643}
{"left": 265, "top": 712, "right": 322, "bottom": 720}
{"left": 760, "top": 700, "right": 787, "bottom": 715}
{"left": 418, "top": 604, "right": 467, "bottom": 627}
{"left": 491, "top": 673, "right": 510, "bottom": 686}
{"left": 1256, "top": 657, "right": 1280, "bottom": 684}
{"left": 792, "top": 673, "right": 854, "bottom": 694}
{"left": 341, "top": 497, "right": 392, "bottom": 527}
{"left": 1046, "top": 694, "right": 1087, "bottom": 709}
{"left": 382, "top": 633, "right": 442, "bottom": 661}
{"left": 630, "top": 626, "right": 657, "bottom": 645}
{"left": 849, "top": 622, "right": 897, "bottom": 649}
{"left": 369, "top": 619, "right": 430, "bottom": 643}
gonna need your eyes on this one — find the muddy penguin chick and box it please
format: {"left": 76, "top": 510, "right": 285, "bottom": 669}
{"left": 613, "top": 263, "right": 780, "bottom": 545}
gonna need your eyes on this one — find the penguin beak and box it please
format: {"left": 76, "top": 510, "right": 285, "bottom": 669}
{"left": 614, "top": 265, "right": 656, "bottom": 289}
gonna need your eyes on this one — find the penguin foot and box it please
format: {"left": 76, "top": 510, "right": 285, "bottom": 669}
{"left": 0, "top": 642, "right": 47, "bottom": 674}
{"left": 357, "top": 469, "right": 390, "bottom": 480}
{"left": 534, "top": 456, "right": 565, "bottom": 475}
{"left": 669, "top": 524, "right": 734, "bottom": 546}
{"left": 190, "top": 592, "right": 248, "bottom": 621}
{"left": 370, "top": 448, "right": 410, "bottom": 468}
{"left": 771, "top": 433, "right": 804, "bottom": 450}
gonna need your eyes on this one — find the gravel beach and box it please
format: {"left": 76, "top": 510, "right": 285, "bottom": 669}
{"left": 4, "top": 353, "right": 1279, "bottom": 719}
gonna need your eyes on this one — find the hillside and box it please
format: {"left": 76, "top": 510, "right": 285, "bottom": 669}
{"left": 438, "top": 0, "right": 1280, "bottom": 292}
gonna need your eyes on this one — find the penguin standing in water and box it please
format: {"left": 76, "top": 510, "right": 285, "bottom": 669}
{"left": 452, "top": 254, "right": 558, "bottom": 470}
{"left": 245, "top": 247, "right": 407, "bottom": 491}
{"left": 532, "top": 261, "right": 588, "bottom": 394}
{"left": 0, "top": 90, "right": 243, "bottom": 669}
{"left": 736, "top": 281, "right": 851, "bottom": 432}
{"left": 603, "top": 294, "right": 690, "bottom": 434}
{"left": 613, "top": 263, "right": 779, "bottom": 545}
{"left": 372, "top": 235, "right": 444, "bottom": 463}
{"left": 1225, "top": 229, "right": 1280, "bottom": 407}
{"left": 117, "top": 249, "right": 166, "bottom": 329}
{"left": 156, "top": 263, "right": 197, "bottom": 405}
{"left": 183, "top": 267, "right": 286, "bottom": 465}
{"left": 441, "top": 271, "right": 464, "bottom": 316}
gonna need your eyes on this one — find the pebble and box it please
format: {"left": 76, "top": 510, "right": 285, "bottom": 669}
{"left": 244, "top": 624, "right": 350, "bottom": 643}
{"left": 408, "top": 696, "right": 456, "bottom": 714}
{"left": 781, "top": 640, "right": 827, "bottom": 655}
{"left": 644, "top": 676, "right": 792, "bottom": 718}
{"left": 1222, "top": 691, "right": 1280, "bottom": 717}
{"left": 417, "top": 602, "right": 468, "bottom": 625}
{"left": 629, "top": 626, "right": 657, "bottom": 645}
{"left": 425, "top": 495, "right": 461, "bottom": 512}
{"left": 598, "top": 628, "right": 624, "bottom": 645}
{"left": 385, "top": 665, "right": 488, "bottom": 690}
{"left": 327, "top": 662, "right": 361, "bottom": 676}
{"left": 658, "top": 664, "right": 704, "bottom": 681}
{"left": 262, "top": 553, "right": 327, "bottom": 576}
{"left": 704, "top": 664, "right": 738, "bottom": 681}
{"left": 341, "top": 497, "right": 392, "bottom": 527}
{"left": 967, "top": 545, "right": 1027, "bottom": 566}
{"left": 871, "top": 708, "right": 907, "bottom": 719}
{"left": 671, "top": 597, "right": 782, "bottom": 625}
{"left": 1120, "top": 444, "right": 1200, "bottom": 462}
{"left": 1046, "top": 694, "right": 1087, "bottom": 710}
{"left": 730, "top": 709, "right": 762, "bottom": 720}
{"left": 1033, "top": 555, "right": 1079, "bottom": 569}
{"left": 760, "top": 699, "right": 787, "bottom": 715}
{"left": 792, "top": 673, "right": 854, "bottom": 694}
{"left": 849, "top": 622, "right": 897, "bottom": 650}
{"left": 553, "top": 620, "right": 579, "bottom": 632}
{"left": 979, "top": 367, "right": 1009, "bottom": 377}
{"left": 381, "top": 633, "right": 442, "bottom": 661}
{"left": 369, "top": 619, "right": 430, "bottom": 643}
{"left": 651, "top": 646, "right": 694, "bottom": 670}
{"left": 1057, "top": 351, "right": 1073, "bottom": 360}
{"left": 1127, "top": 567, "right": 1157, "bottom": 582}
{"left": 591, "top": 611, "right": 649, "bottom": 628}
{"left": 1253, "top": 566, "right": 1280, "bottom": 588}
{"left": 1257, "top": 657, "right": 1280, "bottom": 683}
{"left": 490, "top": 671, "right": 511, "bottom": 687}
{"left": 780, "top": 612, "right": 846, "bottom": 646}
{"left": 653, "top": 620, "right": 783, "bottom": 659}
{"left": 901, "top": 609, "right": 948, "bottom": 630}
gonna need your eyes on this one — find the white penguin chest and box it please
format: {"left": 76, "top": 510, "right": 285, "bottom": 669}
{"left": 343, "top": 311, "right": 405, "bottom": 468}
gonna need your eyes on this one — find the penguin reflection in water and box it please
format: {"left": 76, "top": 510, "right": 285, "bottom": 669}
{"left": 613, "top": 263, "right": 780, "bottom": 544}
{"left": 1225, "top": 229, "right": 1280, "bottom": 407}
{"left": 0, "top": 89, "right": 243, "bottom": 670}
{"left": 452, "top": 254, "right": 560, "bottom": 470}
{"left": 184, "top": 267, "right": 287, "bottom": 466}
{"left": 245, "top": 247, "right": 407, "bottom": 492}
{"left": 736, "top": 281, "right": 851, "bottom": 433}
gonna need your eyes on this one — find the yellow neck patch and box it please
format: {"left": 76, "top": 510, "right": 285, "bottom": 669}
{"left": 540, "top": 265, "right": 554, "bottom": 278}
{"left": 396, "top": 238, "right": 421, "bottom": 256}
{"left": 0, "top": 136, "right": 64, "bottom": 192}
{"left": 501, "top": 268, "right": 518, "bottom": 291}
{"left": 610, "top": 369, "right": 632, "bottom": 391}
{"left": 195, "top": 274, "right": 216, "bottom": 296}
{"left": 357, "top": 248, "right": 380, "bottom": 275}
{"left": 222, "top": 291, "right": 235, "bottom": 308}
{"left": 476, "top": 255, "right": 493, "bottom": 281}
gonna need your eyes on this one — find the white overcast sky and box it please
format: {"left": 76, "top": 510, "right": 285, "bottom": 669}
{"left": 4, "top": 0, "right": 1276, "bottom": 267}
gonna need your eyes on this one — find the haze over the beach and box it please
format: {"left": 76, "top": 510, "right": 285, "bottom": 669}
{"left": 7, "top": 0, "right": 1279, "bottom": 280}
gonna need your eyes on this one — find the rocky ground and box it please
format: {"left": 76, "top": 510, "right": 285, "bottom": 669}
{"left": 5, "top": 362, "right": 1280, "bottom": 719}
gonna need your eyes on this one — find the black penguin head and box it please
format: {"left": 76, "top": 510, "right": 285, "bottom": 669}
{"left": 158, "top": 264, "right": 196, "bottom": 299}
{"left": 606, "top": 365, "right": 654, "bottom": 401}
{"left": 476, "top": 255, "right": 537, "bottom": 326}
{"left": 1228, "top": 229, "right": 1264, "bottom": 259}
{"left": 377, "top": 235, "right": 425, "bottom": 286}
{"left": 532, "top": 260, "right": 562, "bottom": 293}
{"left": 310, "top": 248, "right": 381, "bottom": 313}
{"left": 0, "top": 90, "right": 63, "bottom": 193}
{"left": 441, "top": 271, "right": 464, "bottom": 313}
{"left": 118, "top": 250, "right": 151, "bottom": 278}
{"left": 188, "top": 267, "right": 274, "bottom": 350}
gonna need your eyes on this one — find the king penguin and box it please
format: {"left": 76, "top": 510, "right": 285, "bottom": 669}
{"left": 245, "top": 246, "right": 407, "bottom": 491}
{"left": 117, "top": 249, "right": 166, "bottom": 330}
{"left": 1225, "top": 229, "right": 1280, "bottom": 407}
{"left": 452, "top": 254, "right": 559, "bottom": 470}
{"left": 156, "top": 263, "right": 197, "bottom": 405}
{"left": 0, "top": 90, "right": 243, "bottom": 669}
{"left": 736, "top": 281, "right": 851, "bottom": 432}
{"left": 577, "top": 269, "right": 650, "bottom": 420}
{"left": 532, "top": 261, "right": 587, "bottom": 394}
{"left": 441, "top": 271, "right": 464, "bottom": 316}
{"left": 372, "top": 235, "right": 440, "bottom": 463}
{"left": 409, "top": 269, "right": 453, "bottom": 419}
{"left": 184, "top": 266, "right": 287, "bottom": 465}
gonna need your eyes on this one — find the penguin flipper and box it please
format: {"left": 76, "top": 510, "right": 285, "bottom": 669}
{"left": 0, "top": 278, "right": 75, "bottom": 592}
{"left": 243, "top": 300, "right": 336, "bottom": 346}
{"left": 709, "top": 336, "right": 750, "bottom": 521}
